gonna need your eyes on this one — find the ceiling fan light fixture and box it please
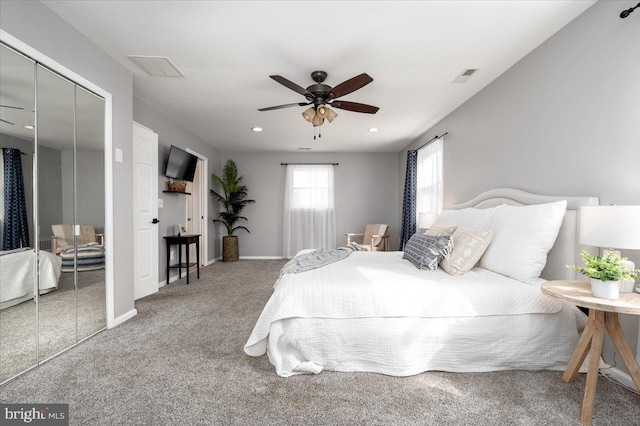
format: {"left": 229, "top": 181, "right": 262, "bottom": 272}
{"left": 316, "top": 104, "right": 328, "bottom": 118}
{"left": 325, "top": 108, "right": 338, "bottom": 123}
{"left": 302, "top": 106, "right": 315, "bottom": 122}
{"left": 311, "top": 114, "right": 323, "bottom": 127}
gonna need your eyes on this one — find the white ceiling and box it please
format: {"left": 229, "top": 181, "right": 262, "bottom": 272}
{"left": 41, "top": 0, "right": 595, "bottom": 153}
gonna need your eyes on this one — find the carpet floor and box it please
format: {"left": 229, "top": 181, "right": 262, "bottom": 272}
{"left": 1, "top": 260, "right": 638, "bottom": 425}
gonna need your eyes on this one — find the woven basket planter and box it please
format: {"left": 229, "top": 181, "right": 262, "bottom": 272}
{"left": 222, "top": 236, "right": 239, "bottom": 262}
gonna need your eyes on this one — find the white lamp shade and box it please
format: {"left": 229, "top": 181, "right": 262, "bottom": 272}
{"left": 418, "top": 212, "right": 438, "bottom": 229}
{"left": 580, "top": 205, "right": 640, "bottom": 250}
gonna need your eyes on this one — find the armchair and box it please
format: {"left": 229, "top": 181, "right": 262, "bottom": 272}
{"left": 345, "top": 224, "right": 389, "bottom": 252}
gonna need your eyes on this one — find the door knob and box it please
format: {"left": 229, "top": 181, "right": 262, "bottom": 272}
{"left": 151, "top": 218, "right": 160, "bottom": 224}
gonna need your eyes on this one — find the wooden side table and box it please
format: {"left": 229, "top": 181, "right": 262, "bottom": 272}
{"left": 541, "top": 280, "right": 640, "bottom": 426}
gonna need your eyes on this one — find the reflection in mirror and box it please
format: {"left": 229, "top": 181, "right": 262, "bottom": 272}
{"left": 36, "top": 64, "right": 76, "bottom": 362}
{"left": 74, "top": 86, "right": 106, "bottom": 341}
{"left": 0, "top": 44, "right": 37, "bottom": 382}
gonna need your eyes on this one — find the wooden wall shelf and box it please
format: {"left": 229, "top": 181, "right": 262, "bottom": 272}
{"left": 162, "top": 190, "right": 191, "bottom": 195}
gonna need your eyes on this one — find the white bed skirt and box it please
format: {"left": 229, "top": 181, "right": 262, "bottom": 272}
{"left": 264, "top": 303, "right": 586, "bottom": 377}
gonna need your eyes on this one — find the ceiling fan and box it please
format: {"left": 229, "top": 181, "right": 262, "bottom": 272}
{"left": 258, "top": 71, "right": 379, "bottom": 135}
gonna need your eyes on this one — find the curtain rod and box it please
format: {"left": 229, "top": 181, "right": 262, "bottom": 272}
{"left": 281, "top": 162, "right": 339, "bottom": 166}
{"left": 416, "top": 132, "right": 448, "bottom": 151}
{"left": 0, "top": 148, "right": 28, "bottom": 155}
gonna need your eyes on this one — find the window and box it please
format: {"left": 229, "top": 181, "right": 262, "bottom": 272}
{"left": 416, "top": 138, "right": 443, "bottom": 220}
{"left": 283, "top": 164, "right": 336, "bottom": 258}
{"left": 289, "top": 166, "right": 333, "bottom": 210}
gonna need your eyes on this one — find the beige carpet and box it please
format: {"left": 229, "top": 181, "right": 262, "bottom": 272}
{"left": 1, "top": 260, "right": 638, "bottom": 425}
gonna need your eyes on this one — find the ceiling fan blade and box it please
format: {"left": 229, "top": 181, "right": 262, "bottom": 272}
{"left": 258, "top": 102, "right": 310, "bottom": 112}
{"left": 0, "top": 118, "right": 15, "bottom": 125}
{"left": 0, "top": 105, "right": 26, "bottom": 110}
{"left": 328, "top": 73, "right": 373, "bottom": 99}
{"left": 269, "top": 75, "right": 313, "bottom": 97}
{"left": 331, "top": 101, "right": 379, "bottom": 114}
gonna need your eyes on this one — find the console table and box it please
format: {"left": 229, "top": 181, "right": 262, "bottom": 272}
{"left": 163, "top": 234, "right": 200, "bottom": 284}
{"left": 541, "top": 280, "right": 640, "bottom": 426}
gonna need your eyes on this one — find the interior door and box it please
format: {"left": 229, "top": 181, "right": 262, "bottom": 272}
{"left": 186, "top": 159, "right": 203, "bottom": 266}
{"left": 132, "top": 122, "right": 158, "bottom": 300}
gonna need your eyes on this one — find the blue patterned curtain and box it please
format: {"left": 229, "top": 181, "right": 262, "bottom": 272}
{"left": 2, "top": 148, "right": 30, "bottom": 250}
{"left": 399, "top": 150, "right": 418, "bottom": 250}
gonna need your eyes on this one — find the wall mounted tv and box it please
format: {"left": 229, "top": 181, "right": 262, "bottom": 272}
{"left": 165, "top": 145, "right": 198, "bottom": 182}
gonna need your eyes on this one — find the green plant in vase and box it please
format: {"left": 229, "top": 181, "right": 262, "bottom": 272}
{"left": 211, "top": 159, "right": 255, "bottom": 262}
{"left": 567, "top": 250, "right": 639, "bottom": 299}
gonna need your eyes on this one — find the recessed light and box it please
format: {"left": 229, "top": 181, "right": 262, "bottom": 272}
{"left": 368, "top": 128, "right": 379, "bottom": 133}
{"left": 251, "top": 127, "right": 263, "bottom": 132}
{"left": 23, "top": 125, "right": 34, "bottom": 130}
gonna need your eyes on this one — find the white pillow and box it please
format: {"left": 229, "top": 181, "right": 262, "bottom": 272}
{"left": 435, "top": 206, "right": 499, "bottom": 230}
{"left": 479, "top": 200, "right": 567, "bottom": 284}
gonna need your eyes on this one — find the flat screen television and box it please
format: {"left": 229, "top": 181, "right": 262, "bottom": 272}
{"left": 165, "top": 145, "right": 198, "bottom": 182}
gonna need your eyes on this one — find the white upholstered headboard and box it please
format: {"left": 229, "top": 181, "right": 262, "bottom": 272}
{"left": 450, "top": 188, "right": 599, "bottom": 281}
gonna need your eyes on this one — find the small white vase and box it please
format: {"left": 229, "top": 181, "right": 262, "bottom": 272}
{"left": 590, "top": 278, "right": 620, "bottom": 300}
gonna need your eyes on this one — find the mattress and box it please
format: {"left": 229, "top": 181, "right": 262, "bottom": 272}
{"left": 245, "top": 251, "right": 586, "bottom": 377}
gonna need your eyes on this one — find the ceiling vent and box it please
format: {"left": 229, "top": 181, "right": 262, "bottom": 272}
{"left": 453, "top": 68, "right": 478, "bottom": 83}
{"left": 127, "top": 55, "right": 184, "bottom": 77}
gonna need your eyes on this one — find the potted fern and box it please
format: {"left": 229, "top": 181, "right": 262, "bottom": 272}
{"left": 211, "top": 159, "right": 255, "bottom": 262}
{"left": 568, "top": 250, "right": 639, "bottom": 299}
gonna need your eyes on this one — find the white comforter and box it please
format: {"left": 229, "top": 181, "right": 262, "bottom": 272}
{"left": 245, "top": 251, "right": 561, "bottom": 356}
{"left": 245, "top": 251, "right": 584, "bottom": 377}
{"left": 0, "top": 249, "right": 61, "bottom": 309}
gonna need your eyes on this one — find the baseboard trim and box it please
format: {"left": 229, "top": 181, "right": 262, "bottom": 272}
{"left": 206, "top": 259, "right": 216, "bottom": 266}
{"left": 109, "top": 308, "right": 137, "bottom": 329}
{"left": 239, "top": 256, "right": 284, "bottom": 260}
{"left": 602, "top": 366, "right": 638, "bottom": 392}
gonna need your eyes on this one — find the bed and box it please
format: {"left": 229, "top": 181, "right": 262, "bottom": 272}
{"left": 244, "top": 188, "right": 599, "bottom": 377}
{"left": 0, "top": 248, "right": 61, "bottom": 310}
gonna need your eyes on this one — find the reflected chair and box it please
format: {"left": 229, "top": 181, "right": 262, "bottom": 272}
{"left": 345, "top": 224, "right": 389, "bottom": 251}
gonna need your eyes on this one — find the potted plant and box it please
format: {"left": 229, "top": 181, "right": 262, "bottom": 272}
{"left": 567, "top": 250, "right": 639, "bottom": 299}
{"left": 211, "top": 159, "right": 255, "bottom": 262}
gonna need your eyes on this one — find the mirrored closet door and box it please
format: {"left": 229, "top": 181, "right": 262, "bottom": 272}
{"left": 0, "top": 42, "right": 107, "bottom": 383}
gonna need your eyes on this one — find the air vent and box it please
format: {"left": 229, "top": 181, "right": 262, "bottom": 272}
{"left": 453, "top": 68, "right": 479, "bottom": 83}
{"left": 127, "top": 55, "right": 184, "bottom": 77}
{"left": 298, "top": 147, "right": 312, "bottom": 150}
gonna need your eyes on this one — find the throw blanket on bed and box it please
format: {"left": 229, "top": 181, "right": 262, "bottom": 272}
{"left": 279, "top": 246, "right": 362, "bottom": 280}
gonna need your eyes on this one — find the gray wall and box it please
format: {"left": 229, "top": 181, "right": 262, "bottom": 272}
{"left": 61, "top": 150, "right": 105, "bottom": 232}
{"left": 132, "top": 97, "right": 221, "bottom": 281}
{"left": 220, "top": 152, "right": 401, "bottom": 257}
{"left": 400, "top": 1, "right": 639, "bottom": 372}
{"left": 1, "top": 1, "right": 134, "bottom": 318}
{"left": 38, "top": 145, "right": 63, "bottom": 243}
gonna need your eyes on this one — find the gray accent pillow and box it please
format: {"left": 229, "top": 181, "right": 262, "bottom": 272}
{"left": 425, "top": 224, "right": 456, "bottom": 237}
{"left": 403, "top": 234, "right": 453, "bottom": 271}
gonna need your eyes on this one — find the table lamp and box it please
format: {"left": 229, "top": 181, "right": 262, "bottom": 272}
{"left": 418, "top": 212, "right": 438, "bottom": 231}
{"left": 580, "top": 205, "right": 640, "bottom": 293}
